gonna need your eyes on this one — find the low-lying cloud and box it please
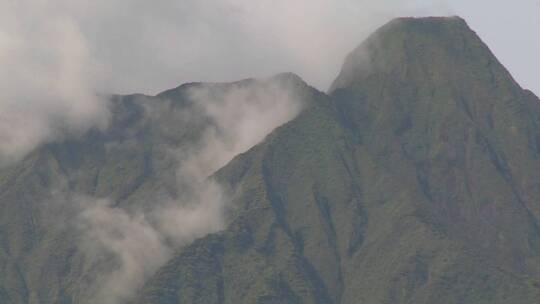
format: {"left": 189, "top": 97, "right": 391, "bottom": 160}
{"left": 180, "top": 78, "right": 305, "bottom": 179}
{"left": 78, "top": 198, "right": 171, "bottom": 304}
{"left": 75, "top": 78, "right": 305, "bottom": 303}
{"left": 0, "top": 1, "right": 109, "bottom": 164}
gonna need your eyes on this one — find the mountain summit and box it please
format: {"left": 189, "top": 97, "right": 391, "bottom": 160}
{"left": 330, "top": 16, "right": 488, "bottom": 91}
{"left": 135, "top": 16, "right": 540, "bottom": 303}
{"left": 2, "top": 16, "right": 540, "bottom": 304}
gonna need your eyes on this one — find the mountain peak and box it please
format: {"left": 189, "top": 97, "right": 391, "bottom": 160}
{"left": 329, "top": 15, "right": 506, "bottom": 93}
{"left": 387, "top": 15, "right": 466, "bottom": 26}
{"left": 155, "top": 72, "right": 309, "bottom": 102}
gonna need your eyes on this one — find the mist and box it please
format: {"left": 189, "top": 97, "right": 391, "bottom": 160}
{"left": 74, "top": 77, "right": 305, "bottom": 303}
{"left": 1, "top": 0, "right": 538, "bottom": 165}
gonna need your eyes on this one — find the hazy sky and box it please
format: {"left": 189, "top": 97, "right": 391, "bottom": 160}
{"left": 79, "top": 0, "right": 540, "bottom": 95}
{"left": 0, "top": 0, "right": 539, "bottom": 162}
{"left": 450, "top": 0, "right": 540, "bottom": 96}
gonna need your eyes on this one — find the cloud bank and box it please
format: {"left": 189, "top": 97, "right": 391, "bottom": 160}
{"left": 75, "top": 78, "right": 305, "bottom": 303}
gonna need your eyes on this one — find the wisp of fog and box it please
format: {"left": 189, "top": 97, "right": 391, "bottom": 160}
{"left": 2, "top": 1, "right": 537, "bottom": 304}
{"left": 76, "top": 78, "right": 305, "bottom": 304}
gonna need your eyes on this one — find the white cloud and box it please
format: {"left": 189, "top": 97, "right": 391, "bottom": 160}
{"left": 78, "top": 198, "right": 171, "bottom": 304}
{"left": 2, "top": 1, "right": 537, "bottom": 302}
{"left": 75, "top": 77, "right": 305, "bottom": 303}
{"left": 0, "top": 1, "right": 109, "bottom": 164}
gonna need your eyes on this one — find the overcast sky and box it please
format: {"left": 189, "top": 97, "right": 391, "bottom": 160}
{"left": 2, "top": 0, "right": 539, "bottom": 95}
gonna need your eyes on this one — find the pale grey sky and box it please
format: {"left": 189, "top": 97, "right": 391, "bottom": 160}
{"left": 73, "top": 0, "right": 538, "bottom": 95}
{"left": 2, "top": 0, "right": 538, "bottom": 95}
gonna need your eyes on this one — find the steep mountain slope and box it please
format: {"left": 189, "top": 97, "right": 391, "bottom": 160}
{"left": 2, "top": 15, "right": 540, "bottom": 304}
{"left": 0, "top": 74, "right": 316, "bottom": 304}
{"left": 133, "top": 17, "right": 540, "bottom": 303}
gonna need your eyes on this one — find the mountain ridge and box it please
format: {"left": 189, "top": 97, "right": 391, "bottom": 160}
{"left": 0, "top": 72, "right": 317, "bottom": 304}
{"left": 134, "top": 16, "right": 540, "bottom": 303}
{"left": 1, "top": 15, "right": 540, "bottom": 304}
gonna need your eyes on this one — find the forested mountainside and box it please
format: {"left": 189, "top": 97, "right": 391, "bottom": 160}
{"left": 0, "top": 74, "right": 317, "bottom": 303}
{"left": 3, "top": 16, "right": 540, "bottom": 304}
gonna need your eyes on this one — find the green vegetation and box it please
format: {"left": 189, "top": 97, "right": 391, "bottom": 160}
{"left": 2, "top": 16, "right": 540, "bottom": 304}
{"left": 135, "top": 17, "right": 540, "bottom": 303}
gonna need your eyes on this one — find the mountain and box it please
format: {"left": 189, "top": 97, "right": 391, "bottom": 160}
{"left": 133, "top": 16, "right": 540, "bottom": 303}
{"left": 2, "top": 15, "right": 540, "bottom": 304}
{"left": 0, "top": 74, "right": 319, "bottom": 304}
